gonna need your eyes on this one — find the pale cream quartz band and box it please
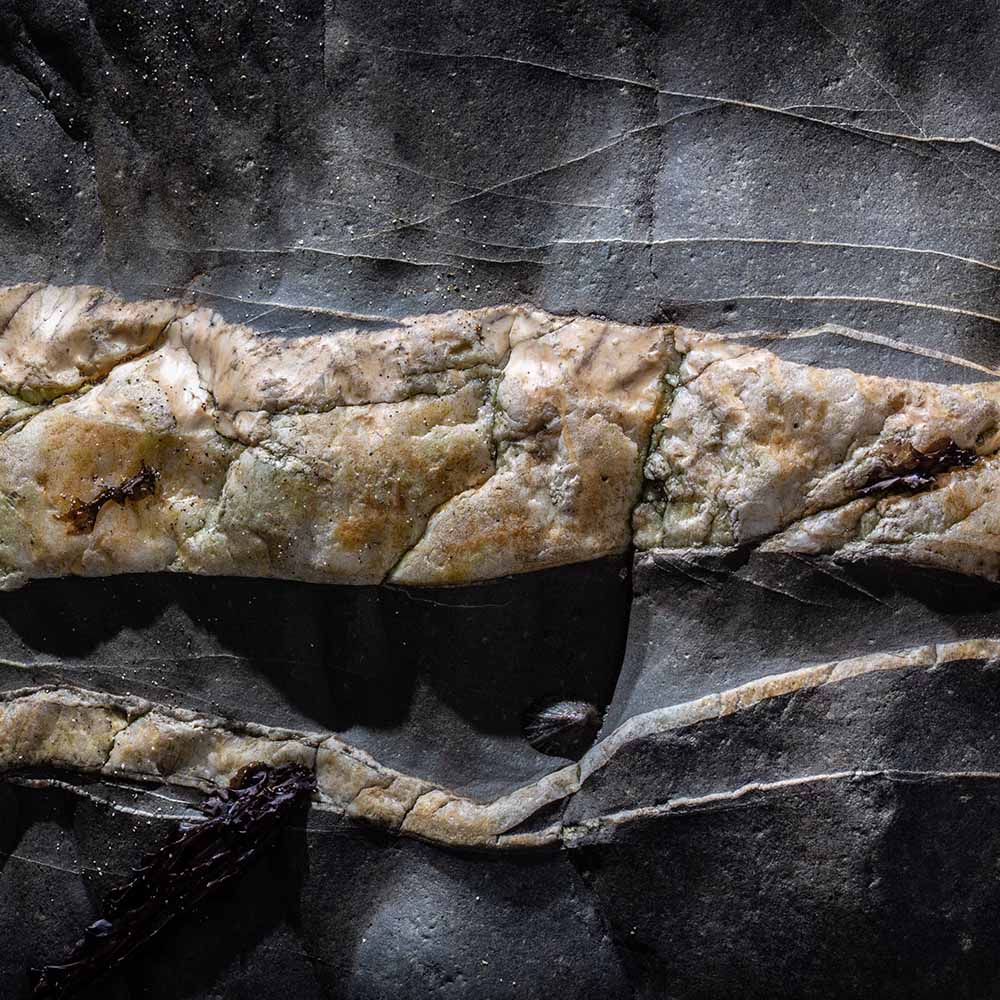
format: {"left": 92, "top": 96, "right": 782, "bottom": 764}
{"left": 0, "top": 283, "right": 997, "bottom": 588}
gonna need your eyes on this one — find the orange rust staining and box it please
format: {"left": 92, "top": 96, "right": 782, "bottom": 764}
{"left": 333, "top": 504, "right": 401, "bottom": 551}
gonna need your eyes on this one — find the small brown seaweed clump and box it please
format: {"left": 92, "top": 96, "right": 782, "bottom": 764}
{"left": 30, "top": 762, "right": 315, "bottom": 999}
{"left": 855, "top": 439, "right": 979, "bottom": 498}
{"left": 55, "top": 462, "right": 159, "bottom": 534}
{"left": 523, "top": 698, "right": 603, "bottom": 759}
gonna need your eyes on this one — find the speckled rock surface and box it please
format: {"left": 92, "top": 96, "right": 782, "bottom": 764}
{"left": 4, "top": 283, "right": 1000, "bottom": 592}
{"left": 5, "top": 0, "right": 1000, "bottom": 997}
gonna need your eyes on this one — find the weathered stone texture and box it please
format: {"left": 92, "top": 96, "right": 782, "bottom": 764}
{"left": 4, "top": 283, "right": 1000, "bottom": 590}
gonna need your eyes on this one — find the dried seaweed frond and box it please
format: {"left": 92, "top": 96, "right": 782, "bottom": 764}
{"left": 55, "top": 462, "right": 159, "bottom": 534}
{"left": 31, "top": 762, "right": 315, "bottom": 998}
{"left": 855, "top": 439, "right": 978, "bottom": 497}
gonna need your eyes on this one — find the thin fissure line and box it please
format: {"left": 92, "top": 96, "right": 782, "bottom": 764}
{"left": 730, "top": 323, "right": 1000, "bottom": 379}
{"left": 355, "top": 42, "right": 1000, "bottom": 152}
{"left": 671, "top": 292, "right": 1000, "bottom": 327}
{"left": 566, "top": 767, "right": 1000, "bottom": 836}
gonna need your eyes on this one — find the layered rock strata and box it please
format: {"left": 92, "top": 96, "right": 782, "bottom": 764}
{"left": 4, "top": 634, "right": 997, "bottom": 850}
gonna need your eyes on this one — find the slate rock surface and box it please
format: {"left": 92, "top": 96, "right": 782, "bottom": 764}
{"left": 3, "top": 0, "right": 1000, "bottom": 997}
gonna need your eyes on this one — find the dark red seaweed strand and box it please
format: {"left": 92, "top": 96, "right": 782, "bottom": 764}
{"left": 30, "top": 762, "right": 315, "bottom": 999}
{"left": 55, "top": 461, "right": 159, "bottom": 534}
{"left": 856, "top": 439, "right": 979, "bottom": 498}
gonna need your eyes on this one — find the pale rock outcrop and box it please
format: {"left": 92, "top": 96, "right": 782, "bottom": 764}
{"left": 3, "top": 283, "right": 1000, "bottom": 588}
{"left": 0, "top": 285, "right": 672, "bottom": 588}
{"left": 634, "top": 333, "right": 1000, "bottom": 578}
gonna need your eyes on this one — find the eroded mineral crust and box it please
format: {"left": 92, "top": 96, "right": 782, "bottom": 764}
{"left": 2, "top": 283, "right": 1000, "bottom": 588}
{"left": 634, "top": 332, "right": 1000, "bottom": 579}
{"left": 0, "top": 284, "right": 673, "bottom": 588}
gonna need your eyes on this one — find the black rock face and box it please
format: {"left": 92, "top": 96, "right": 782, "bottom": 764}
{"left": 3, "top": 0, "right": 1000, "bottom": 996}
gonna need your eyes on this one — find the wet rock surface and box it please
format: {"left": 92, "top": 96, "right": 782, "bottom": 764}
{"left": 4, "top": 0, "right": 1000, "bottom": 996}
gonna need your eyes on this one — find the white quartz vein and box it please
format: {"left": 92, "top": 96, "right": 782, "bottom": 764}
{"left": 560, "top": 769, "right": 1000, "bottom": 844}
{"left": 2, "top": 638, "right": 998, "bottom": 851}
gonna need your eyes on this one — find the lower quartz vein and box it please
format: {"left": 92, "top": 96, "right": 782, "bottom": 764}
{"left": 2, "top": 636, "right": 998, "bottom": 851}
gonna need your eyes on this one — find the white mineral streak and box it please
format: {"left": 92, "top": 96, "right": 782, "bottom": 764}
{"left": 2, "top": 638, "right": 997, "bottom": 849}
{"left": 0, "top": 284, "right": 673, "bottom": 588}
{"left": 0, "top": 283, "right": 998, "bottom": 587}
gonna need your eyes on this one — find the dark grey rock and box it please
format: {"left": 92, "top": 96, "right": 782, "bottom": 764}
{"left": 571, "top": 656, "right": 1000, "bottom": 823}
{"left": 0, "top": 558, "right": 631, "bottom": 797}
{"left": 610, "top": 550, "right": 1000, "bottom": 730}
{"left": 1, "top": 785, "right": 631, "bottom": 1000}
{"left": 4, "top": 0, "right": 1000, "bottom": 995}
{"left": 573, "top": 774, "right": 1000, "bottom": 999}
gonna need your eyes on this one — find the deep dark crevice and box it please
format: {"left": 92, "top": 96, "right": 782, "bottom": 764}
{"left": 0, "top": 10, "right": 92, "bottom": 144}
{"left": 0, "top": 555, "right": 635, "bottom": 796}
